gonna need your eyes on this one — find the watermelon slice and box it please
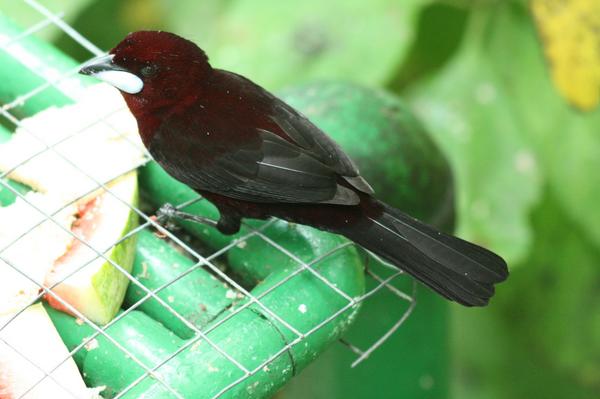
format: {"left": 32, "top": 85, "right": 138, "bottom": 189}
{"left": 0, "top": 193, "right": 75, "bottom": 317}
{"left": 45, "top": 172, "right": 139, "bottom": 325}
{"left": 0, "top": 84, "right": 143, "bottom": 397}
{"left": 0, "top": 84, "right": 145, "bottom": 204}
{"left": 0, "top": 303, "right": 101, "bottom": 399}
{"left": 0, "top": 84, "right": 145, "bottom": 325}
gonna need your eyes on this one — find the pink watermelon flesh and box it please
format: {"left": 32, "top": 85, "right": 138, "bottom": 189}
{"left": 0, "top": 304, "right": 100, "bottom": 399}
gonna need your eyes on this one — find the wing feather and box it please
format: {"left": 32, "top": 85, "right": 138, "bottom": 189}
{"left": 149, "top": 70, "right": 373, "bottom": 205}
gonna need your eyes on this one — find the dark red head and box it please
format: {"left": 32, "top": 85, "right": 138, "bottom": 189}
{"left": 79, "top": 31, "right": 212, "bottom": 116}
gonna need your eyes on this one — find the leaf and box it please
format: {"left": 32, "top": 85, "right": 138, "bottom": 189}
{"left": 487, "top": 3, "right": 600, "bottom": 252}
{"left": 388, "top": 1, "right": 469, "bottom": 91}
{"left": 438, "top": 3, "right": 600, "bottom": 397}
{"left": 454, "top": 192, "right": 600, "bottom": 399}
{"left": 507, "top": 191, "right": 600, "bottom": 389}
{"left": 407, "top": 12, "right": 541, "bottom": 264}
{"left": 162, "top": 0, "right": 423, "bottom": 89}
{"left": 531, "top": 0, "right": 600, "bottom": 111}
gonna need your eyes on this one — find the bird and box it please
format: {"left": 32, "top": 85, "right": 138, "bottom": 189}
{"left": 79, "top": 31, "right": 508, "bottom": 307}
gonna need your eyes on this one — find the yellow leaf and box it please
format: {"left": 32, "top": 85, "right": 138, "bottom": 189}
{"left": 531, "top": 0, "right": 600, "bottom": 111}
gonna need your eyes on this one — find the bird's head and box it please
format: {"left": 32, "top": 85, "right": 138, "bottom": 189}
{"left": 79, "top": 31, "right": 211, "bottom": 107}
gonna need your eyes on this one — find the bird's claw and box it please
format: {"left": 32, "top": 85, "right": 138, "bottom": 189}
{"left": 154, "top": 202, "right": 219, "bottom": 228}
{"left": 156, "top": 203, "right": 178, "bottom": 221}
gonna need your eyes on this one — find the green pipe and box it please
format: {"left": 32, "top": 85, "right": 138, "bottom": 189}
{"left": 0, "top": 11, "right": 85, "bottom": 117}
{"left": 46, "top": 304, "right": 185, "bottom": 398}
{"left": 124, "top": 229, "right": 234, "bottom": 340}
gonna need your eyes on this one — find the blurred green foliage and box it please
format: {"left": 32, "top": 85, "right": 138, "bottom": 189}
{"left": 4, "top": 0, "right": 600, "bottom": 398}
{"left": 410, "top": 7, "right": 542, "bottom": 264}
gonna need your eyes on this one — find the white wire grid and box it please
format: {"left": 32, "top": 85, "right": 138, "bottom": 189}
{"left": 0, "top": 1, "right": 417, "bottom": 398}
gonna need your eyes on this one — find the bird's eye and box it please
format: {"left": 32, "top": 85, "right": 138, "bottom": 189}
{"left": 140, "top": 64, "right": 159, "bottom": 78}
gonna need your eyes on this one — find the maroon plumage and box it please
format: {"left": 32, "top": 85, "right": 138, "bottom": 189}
{"left": 80, "top": 31, "right": 508, "bottom": 306}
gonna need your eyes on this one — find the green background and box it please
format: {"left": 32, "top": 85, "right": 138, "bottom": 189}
{"left": 2, "top": 0, "right": 599, "bottom": 398}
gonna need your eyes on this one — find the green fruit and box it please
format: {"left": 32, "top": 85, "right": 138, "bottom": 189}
{"left": 279, "top": 82, "right": 455, "bottom": 228}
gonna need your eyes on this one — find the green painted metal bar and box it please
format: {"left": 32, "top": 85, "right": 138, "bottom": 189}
{"left": 124, "top": 229, "right": 233, "bottom": 340}
{"left": 0, "top": 11, "right": 86, "bottom": 117}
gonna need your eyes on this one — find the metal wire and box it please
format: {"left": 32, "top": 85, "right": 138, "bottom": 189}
{"left": 0, "top": 1, "right": 417, "bottom": 398}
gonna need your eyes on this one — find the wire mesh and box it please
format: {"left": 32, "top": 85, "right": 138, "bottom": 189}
{"left": 0, "top": 1, "right": 417, "bottom": 398}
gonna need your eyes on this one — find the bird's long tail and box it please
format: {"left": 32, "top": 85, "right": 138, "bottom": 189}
{"left": 341, "top": 201, "right": 508, "bottom": 306}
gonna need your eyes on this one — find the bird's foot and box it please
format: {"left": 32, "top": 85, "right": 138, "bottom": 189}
{"left": 155, "top": 203, "right": 218, "bottom": 228}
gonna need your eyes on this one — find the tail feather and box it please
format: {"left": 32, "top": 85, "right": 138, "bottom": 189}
{"left": 343, "top": 201, "right": 508, "bottom": 306}
{"left": 386, "top": 207, "right": 508, "bottom": 283}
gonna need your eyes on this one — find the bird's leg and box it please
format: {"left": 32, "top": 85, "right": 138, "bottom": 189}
{"left": 155, "top": 203, "right": 243, "bottom": 235}
{"left": 155, "top": 203, "right": 218, "bottom": 228}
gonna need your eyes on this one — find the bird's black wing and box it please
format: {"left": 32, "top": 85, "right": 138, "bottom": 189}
{"left": 221, "top": 70, "right": 374, "bottom": 195}
{"left": 267, "top": 101, "right": 374, "bottom": 195}
{"left": 149, "top": 70, "right": 374, "bottom": 205}
{"left": 150, "top": 121, "right": 362, "bottom": 205}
